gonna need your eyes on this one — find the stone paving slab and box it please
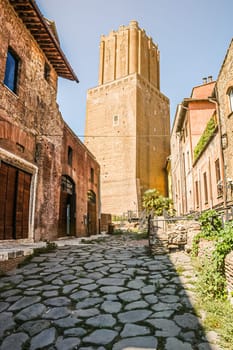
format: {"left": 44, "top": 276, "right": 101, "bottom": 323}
{"left": 0, "top": 234, "right": 223, "bottom": 349}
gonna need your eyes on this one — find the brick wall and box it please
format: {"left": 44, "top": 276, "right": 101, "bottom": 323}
{"left": 0, "top": 0, "right": 100, "bottom": 242}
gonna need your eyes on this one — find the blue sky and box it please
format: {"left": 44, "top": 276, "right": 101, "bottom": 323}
{"left": 36, "top": 0, "right": 233, "bottom": 137}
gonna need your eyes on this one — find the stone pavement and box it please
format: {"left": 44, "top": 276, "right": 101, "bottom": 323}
{"left": 0, "top": 235, "right": 222, "bottom": 350}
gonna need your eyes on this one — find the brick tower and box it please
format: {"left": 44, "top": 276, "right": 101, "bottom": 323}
{"left": 85, "top": 21, "right": 170, "bottom": 216}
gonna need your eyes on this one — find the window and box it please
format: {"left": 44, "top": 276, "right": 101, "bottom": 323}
{"left": 215, "top": 158, "right": 222, "bottom": 196}
{"left": 44, "top": 62, "right": 50, "bottom": 82}
{"left": 215, "top": 159, "right": 221, "bottom": 183}
{"left": 195, "top": 181, "right": 199, "bottom": 208}
{"left": 61, "top": 175, "right": 74, "bottom": 194}
{"left": 4, "top": 49, "right": 19, "bottom": 93}
{"left": 229, "top": 88, "right": 233, "bottom": 112}
{"left": 203, "top": 172, "right": 208, "bottom": 203}
{"left": 68, "top": 146, "right": 72, "bottom": 166}
{"left": 90, "top": 167, "right": 94, "bottom": 183}
{"left": 187, "top": 151, "right": 190, "bottom": 171}
{"left": 185, "top": 122, "right": 188, "bottom": 138}
{"left": 113, "top": 115, "right": 119, "bottom": 126}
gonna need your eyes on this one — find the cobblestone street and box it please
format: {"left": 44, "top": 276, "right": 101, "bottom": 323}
{"left": 0, "top": 235, "right": 221, "bottom": 350}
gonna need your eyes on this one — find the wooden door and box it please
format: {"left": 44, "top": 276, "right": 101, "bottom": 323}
{"left": 0, "top": 161, "right": 31, "bottom": 240}
{"left": 87, "top": 190, "right": 97, "bottom": 236}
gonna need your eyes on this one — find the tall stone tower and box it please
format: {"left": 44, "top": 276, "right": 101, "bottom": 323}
{"left": 85, "top": 21, "right": 170, "bottom": 216}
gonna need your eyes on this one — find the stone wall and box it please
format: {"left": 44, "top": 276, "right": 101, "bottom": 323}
{"left": 148, "top": 218, "right": 201, "bottom": 254}
{"left": 0, "top": 256, "right": 26, "bottom": 273}
{"left": 225, "top": 251, "right": 233, "bottom": 296}
{"left": 61, "top": 124, "right": 100, "bottom": 237}
{"left": 217, "top": 39, "right": 233, "bottom": 207}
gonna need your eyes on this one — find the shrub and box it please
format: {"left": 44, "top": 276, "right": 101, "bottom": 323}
{"left": 142, "top": 188, "right": 173, "bottom": 216}
{"left": 193, "top": 212, "right": 233, "bottom": 300}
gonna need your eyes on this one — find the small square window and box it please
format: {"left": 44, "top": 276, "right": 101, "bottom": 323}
{"left": 113, "top": 115, "right": 119, "bottom": 126}
{"left": 4, "top": 49, "right": 19, "bottom": 93}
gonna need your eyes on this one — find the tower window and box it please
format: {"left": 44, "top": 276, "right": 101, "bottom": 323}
{"left": 68, "top": 146, "right": 73, "bottom": 166}
{"left": 228, "top": 88, "right": 233, "bottom": 112}
{"left": 113, "top": 115, "right": 119, "bottom": 126}
{"left": 4, "top": 48, "right": 19, "bottom": 93}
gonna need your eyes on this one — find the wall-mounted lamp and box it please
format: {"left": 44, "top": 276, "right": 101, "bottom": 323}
{"left": 221, "top": 133, "right": 228, "bottom": 149}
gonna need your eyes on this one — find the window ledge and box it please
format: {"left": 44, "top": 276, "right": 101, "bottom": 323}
{"left": 2, "top": 83, "right": 19, "bottom": 98}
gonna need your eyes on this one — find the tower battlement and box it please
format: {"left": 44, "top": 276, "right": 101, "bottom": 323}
{"left": 98, "top": 20, "right": 160, "bottom": 89}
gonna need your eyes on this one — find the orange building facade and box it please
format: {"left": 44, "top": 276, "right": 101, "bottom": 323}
{"left": 171, "top": 79, "right": 224, "bottom": 215}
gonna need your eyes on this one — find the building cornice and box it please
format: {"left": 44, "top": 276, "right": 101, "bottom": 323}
{"left": 9, "top": 0, "right": 79, "bottom": 82}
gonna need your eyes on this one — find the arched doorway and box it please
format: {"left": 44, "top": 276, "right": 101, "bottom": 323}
{"left": 59, "top": 175, "right": 76, "bottom": 237}
{"left": 87, "top": 190, "right": 97, "bottom": 236}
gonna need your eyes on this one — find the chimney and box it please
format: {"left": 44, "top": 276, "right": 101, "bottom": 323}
{"left": 202, "top": 77, "right": 207, "bottom": 84}
{"left": 208, "top": 75, "right": 213, "bottom": 82}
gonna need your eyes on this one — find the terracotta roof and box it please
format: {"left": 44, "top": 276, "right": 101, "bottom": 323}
{"left": 9, "top": 0, "right": 79, "bottom": 82}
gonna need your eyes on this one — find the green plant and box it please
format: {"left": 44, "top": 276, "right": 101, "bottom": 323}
{"left": 198, "top": 209, "right": 222, "bottom": 238}
{"left": 193, "top": 217, "right": 233, "bottom": 300}
{"left": 142, "top": 188, "right": 173, "bottom": 216}
{"left": 194, "top": 295, "right": 233, "bottom": 349}
{"left": 213, "top": 222, "right": 233, "bottom": 274}
{"left": 195, "top": 257, "right": 227, "bottom": 299}
{"left": 192, "top": 209, "right": 222, "bottom": 257}
{"left": 193, "top": 114, "right": 217, "bottom": 161}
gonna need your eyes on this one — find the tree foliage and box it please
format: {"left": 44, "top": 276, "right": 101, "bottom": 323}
{"left": 142, "top": 189, "right": 172, "bottom": 216}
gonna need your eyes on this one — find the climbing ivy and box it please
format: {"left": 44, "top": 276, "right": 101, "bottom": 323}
{"left": 193, "top": 115, "right": 217, "bottom": 161}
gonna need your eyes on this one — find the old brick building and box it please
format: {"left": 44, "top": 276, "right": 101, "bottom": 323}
{"left": 0, "top": 0, "right": 100, "bottom": 242}
{"left": 85, "top": 21, "right": 170, "bottom": 216}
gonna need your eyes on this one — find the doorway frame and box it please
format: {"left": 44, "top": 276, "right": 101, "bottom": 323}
{"left": 0, "top": 147, "right": 38, "bottom": 241}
